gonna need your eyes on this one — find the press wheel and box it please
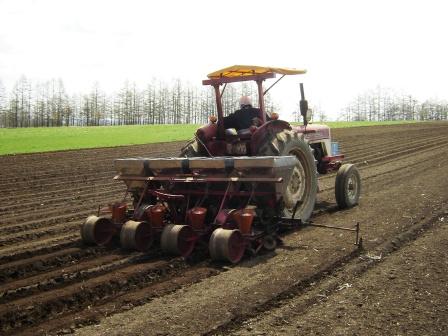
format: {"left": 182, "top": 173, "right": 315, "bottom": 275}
{"left": 81, "top": 215, "right": 115, "bottom": 246}
{"left": 209, "top": 228, "right": 246, "bottom": 264}
{"left": 120, "top": 220, "right": 153, "bottom": 252}
{"left": 160, "top": 224, "right": 196, "bottom": 257}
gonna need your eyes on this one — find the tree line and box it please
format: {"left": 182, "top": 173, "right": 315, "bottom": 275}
{"left": 0, "top": 77, "right": 277, "bottom": 128}
{"left": 339, "top": 86, "right": 447, "bottom": 122}
{"left": 1, "top": 78, "right": 446, "bottom": 127}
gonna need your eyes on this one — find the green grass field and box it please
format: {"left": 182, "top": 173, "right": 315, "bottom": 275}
{"left": 312, "top": 120, "right": 418, "bottom": 128}
{"left": 0, "top": 121, "right": 419, "bottom": 156}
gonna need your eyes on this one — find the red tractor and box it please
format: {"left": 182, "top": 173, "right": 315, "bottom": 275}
{"left": 80, "top": 65, "right": 361, "bottom": 263}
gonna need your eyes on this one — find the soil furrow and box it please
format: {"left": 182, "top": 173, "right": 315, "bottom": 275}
{"left": 0, "top": 258, "right": 193, "bottom": 334}
{"left": 0, "top": 253, "right": 156, "bottom": 304}
{"left": 0, "top": 122, "right": 446, "bottom": 336}
{"left": 0, "top": 246, "right": 110, "bottom": 283}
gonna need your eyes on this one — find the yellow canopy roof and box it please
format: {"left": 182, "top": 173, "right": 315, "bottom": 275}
{"left": 207, "top": 65, "right": 306, "bottom": 79}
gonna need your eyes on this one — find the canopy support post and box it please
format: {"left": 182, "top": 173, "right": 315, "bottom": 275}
{"left": 263, "top": 74, "right": 285, "bottom": 96}
{"left": 256, "top": 80, "right": 266, "bottom": 123}
{"left": 213, "top": 84, "right": 225, "bottom": 139}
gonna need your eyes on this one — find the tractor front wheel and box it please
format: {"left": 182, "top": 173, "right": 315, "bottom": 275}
{"left": 180, "top": 139, "right": 201, "bottom": 157}
{"left": 335, "top": 163, "right": 361, "bottom": 209}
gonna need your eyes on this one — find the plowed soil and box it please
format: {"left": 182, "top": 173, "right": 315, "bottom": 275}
{"left": 0, "top": 122, "right": 447, "bottom": 336}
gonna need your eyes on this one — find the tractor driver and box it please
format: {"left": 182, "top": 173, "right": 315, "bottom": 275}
{"left": 223, "top": 96, "right": 266, "bottom": 131}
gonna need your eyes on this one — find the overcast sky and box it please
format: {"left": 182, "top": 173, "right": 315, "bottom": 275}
{"left": 0, "top": 0, "right": 447, "bottom": 120}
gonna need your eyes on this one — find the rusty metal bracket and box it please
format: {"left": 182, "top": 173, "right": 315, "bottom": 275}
{"left": 281, "top": 218, "right": 363, "bottom": 248}
{"left": 304, "top": 221, "right": 362, "bottom": 248}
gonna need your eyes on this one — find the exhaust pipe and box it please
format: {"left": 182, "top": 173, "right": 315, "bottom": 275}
{"left": 300, "top": 83, "right": 309, "bottom": 126}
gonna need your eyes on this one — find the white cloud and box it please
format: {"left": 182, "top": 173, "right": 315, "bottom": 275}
{"left": 0, "top": 0, "right": 447, "bottom": 120}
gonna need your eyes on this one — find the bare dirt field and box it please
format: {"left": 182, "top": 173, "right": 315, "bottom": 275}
{"left": 0, "top": 122, "right": 447, "bottom": 335}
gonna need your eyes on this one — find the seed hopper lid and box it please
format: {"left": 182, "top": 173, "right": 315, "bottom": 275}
{"left": 115, "top": 156, "right": 298, "bottom": 175}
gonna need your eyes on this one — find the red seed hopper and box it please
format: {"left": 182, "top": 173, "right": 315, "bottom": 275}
{"left": 81, "top": 156, "right": 299, "bottom": 263}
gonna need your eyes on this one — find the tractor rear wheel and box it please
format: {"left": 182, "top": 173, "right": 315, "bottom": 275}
{"left": 257, "top": 130, "right": 317, "bottom": 221}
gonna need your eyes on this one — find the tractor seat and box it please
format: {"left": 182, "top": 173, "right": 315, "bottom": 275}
{"left": 225, "top": 128, "right": 238, "bottom": 136}
{"left": 225, "top": 128, "right": 252, "bottom": 141}
{"left": 237, "top": 128, "right": 252, "bottom": 139}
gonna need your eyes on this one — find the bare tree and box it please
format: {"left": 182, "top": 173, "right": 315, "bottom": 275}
{"left": 0, "top": 80, "right": 7, "bottom": 127}
{"left": 2, "top": 77, "right": 447, "bottom": 127}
